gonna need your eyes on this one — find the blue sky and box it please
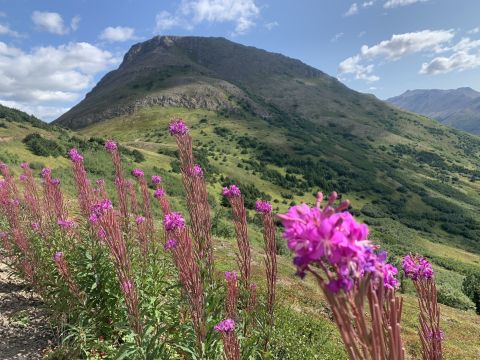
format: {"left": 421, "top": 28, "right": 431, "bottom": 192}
{"left": 0, "top": 0, "right": 479, "bottom": 121}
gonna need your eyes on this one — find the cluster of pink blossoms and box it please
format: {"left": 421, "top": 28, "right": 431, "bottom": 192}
{"left": 402, "top": 255, "right": 434, "bottom": 280}
{"left": 131, "top": 168, "right": 144, "bottom": 178}
{"left": 104, "top": 140, "right": 117, "bottom": 152}
{"left": 255, "top": 200, "right": 272, "bottom": 214}
{"left": 57, "top": 219, "right": 76, "bottom": 229}
{"left": 53, "top": 251, "right": 64, "bottom": 262}
{"left": 68, "top": 148, "right": 84, "bottom": 163}
{"left": 151, "top": 175, "right": 162, "bottom": 184}
{"left": 164, "top": 239, "right": 177, "bottom": 251}
{"left": 214, "top": 319, "right": 235, "bottom": 333}
{"left": 154, "top": 188, "right": 166, "bottom": 199}
{"left": 168, "top": 119, "right": 189, "bottom": 136}
{"left": 224, "top": 271, "right": 238, "bottom": 281}
{"left": 279, "top": 199, "right": 398, "bottom": 292}
{"left": 89, "top": 199, "right": 113, "bottom": 223}
{"left": 41, "top": 167, "right": 51, "bottom": 178}
{"left": 222, "top": 185, "right": 241, "bottom": 198}
{"left": 135, "top": 216, "right": 145, "bottom": 225}
{"left": 163, "top": 212, "right": 186, "bottom": 231}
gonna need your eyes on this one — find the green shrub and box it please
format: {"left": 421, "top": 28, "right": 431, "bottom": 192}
{"left": 23, "top": 133, "right": 64, "bottom": 157}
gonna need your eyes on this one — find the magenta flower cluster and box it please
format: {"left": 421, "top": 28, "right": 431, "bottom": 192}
{"left": 164, "top": 239, "right": 177, "bottom": 251}
{"left": 135, "top": 216, "right": 145, "bottom": 225}
{"left": 168, "top": 119, "right": 189, "bottom": 136}
{"left": 104, "top": 140, "right": 117, "bottom": 152}
{"left": 279, "top": 202, "right": 397, "bottom": 292}
{"left": 89, "top": 199, "right": 113, "bottom": 223}
{"left": 163, "top": 212, "right": 186, "bottom": 231}
{"left": 214, "top": 319, "right": 235, "bottom": 333}
{"left": 402, "top": 255, "right": 434, "bottom": 280}
{"left": 151, "top": 175, "right": 162, "bottom": 184}
{"left": 131, "top": 168, "right": 144, "bottom": 178}
{"left": 41, "top": 167, "right": 51, "bottom": 178}
{"left": 53, "top": 251, "right": 64, "bottom": 262}
{"left": 224, "top": 271, "right": 238, "bottom": 281}
{"left": 51, "top": 178, "right": 61, "bottom": 186}
{"left": 255, "top": 200, "right": 272, "bottom": 214}
{"left": 154, "top": 188, "right": 166, "bottom": 199}
{"left": 57, "top": 219, "right": 76, "bottom": 229}
{"left": 222, "top": 185, "right": 241, "bottom": 198}
{"left": 68, "top": 148, "right": 84, "bottom": 163}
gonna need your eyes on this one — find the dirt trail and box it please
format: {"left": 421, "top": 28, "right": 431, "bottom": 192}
{"left": 0, "top": 260, "right": 53, "bottom": 359}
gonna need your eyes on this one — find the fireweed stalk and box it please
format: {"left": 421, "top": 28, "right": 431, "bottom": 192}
{"left": 105, "top": 140, "right": 130, "bottom": 227}
{"left": 224, "top": 271, "right": 239, "bottom": 320}
{"left": 19, "top": 163, "right": 42, "bottom": 225}
{"left": 89, "top": 198, "right": 142, "bottom": 335}
{"left": 403, "top": 255, "right": 443, "bottom": 360}
{"left": 53, "top": 251, "right": 84, "bottom": 301}
{"left": 68, "top": 148, "right": 93, "bottom": 217}
{"left": 214, "top": 319, "right": 240, "bottom": 360}
{"left": 255, "top": 200, "right": 277, "bottom": 328}
{"left": 131, "top": 168, "right": 155, "bottom": 244}
{"left": 279, "top": 192, "right": 405, "bottom": 360}
{"left": 169, "top": 119, "right": 214, "bottom": 274}
{"left": 163, "top": 211, "right": 206, "bottom": 348}
{"left": 222, "top": 185, "right": 252, "bottom": 290}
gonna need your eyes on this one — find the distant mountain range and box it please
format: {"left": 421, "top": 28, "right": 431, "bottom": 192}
{"left": 387, "top": 87, "right": 480, "bottom": 134}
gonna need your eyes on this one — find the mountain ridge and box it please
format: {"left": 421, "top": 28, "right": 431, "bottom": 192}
{"left": 387, "top": 87, "right": 480, "bottom": 134}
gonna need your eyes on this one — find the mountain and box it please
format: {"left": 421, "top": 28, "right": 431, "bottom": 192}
{"left": 386, "top": 87, "right": 480, "bottom": 134}
{"left": 6, "top": 36, "right": 480, "bottom": 356}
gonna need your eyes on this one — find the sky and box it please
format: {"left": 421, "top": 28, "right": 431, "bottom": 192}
{"left": 0, "top": 0, "right": 480, "bottom": 121}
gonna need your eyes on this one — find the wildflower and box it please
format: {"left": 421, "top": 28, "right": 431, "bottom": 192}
{"left": 255, "top": 200, "right": 272, "bottom": 214}
{"left": 41, "top": 167, "right": 51, "bottom": 178}
{"left": 214, "top": 319, "right": 235, "bottom": 333}
{"left": 163, "top": 212, "right": 186, "bottom": 231}
{"left": 53, "top": 251, "right": 64, "bottom": 262}
{"left": 383, "top": 263, "right": 399, "bottom": 289}
{"left": 427, "top": 329, "right": 445, "bottom": 341}
{"left": 90, "top": 199, "right": 113, "bottom": 220}
{"left": 131, "top": 168, "right": 144, "bottom": 178}
{"left": 0, "top": 231, "right": 7, "bottom": 238}
{"left": 31, "top": 222, "right": 40, "bottom": 231}
{"left": 97, "top": 228, "right": 107, "bottom": 239}
{"left": 19, "top": 174, "right": 28, "bottom": 182}
{"left": 104, "top": 140, "right": 117, "bottom": 152}
{"left": 154, "top": 188, "right": 166, "bottom": 199}
{"left": 0, "top": 163, "right": 7, "bottom": 171}
{"left": 190, "top": 164, "right": 203, "bottom": 177}
{"left": 224, "top": 271, "right": 238, "bottom": 281}
{"left": 164, "top": 239, "right": 177, "bottom": 250}
{"left": 151, "top": 175, "right": 162, "bottom": 184}
{"left": 135, "top": 216, "right": 145, "bottom": 225}
{"left": 51, "top": 178, "right": 61, "bottom": 186}
{"left": 20, "top": 162, "right": 29, "bottom": 169}
{"left": 96, "top": 179, "right": 105, "bottom": 187}
{"left": 402, "top": 255, "right": 434, "bottom": 280}
{"left": 168, "top": 118, "right": 189, "bottom": 136}
{"left": 68, "top": 148, "right": 84, "bottom": 163}
{"left": 222, "top": 185, "right": 241, "bottom": 198}
{"left": 57, "top": 219, "right": 76, "bottom": 229}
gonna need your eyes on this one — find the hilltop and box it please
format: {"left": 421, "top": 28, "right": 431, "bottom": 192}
{"left": 387, "top": 87, "right": 480, "bottom": 134}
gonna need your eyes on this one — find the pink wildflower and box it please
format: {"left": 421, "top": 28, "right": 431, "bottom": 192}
{"left": 53, "top": 251, "right": 64, "bottom": 262}
{"left": 163, "top": 212, "right": 186, "bottom": 231}
{"left": 41, "top": 167, "right": 51, "bottom": 178}
{"left": 104, "top": 140, "right": 117, "bottom": 152}
{"left": 131, "top": 168, "right": 144, "bottom": 178}
{"left": 168, "top": 119, "right": 189, "bottom": 136}
{"left": 222, "top": 185, "right": 241, "bottom": 198}
{"left": 164, "top": 239, "right": 177, "bottom": 250}
{"left": 154, "top": 188, "right": 165, "bottom": 199}
{"left": 151, "top": 175, "right": 162, "bottom": 184}
{"left": 135, "top": 216, "right": 145, "bottom": 225}
{"left": 402, "top": 255, "right": 434, "bottom": 280}
{"left": 68, "top": 148, "right": 84, "bottom": 163}
{"left": 214, "top": 319, "right": 235, "bottom": 333}
{"left": 255, "top": 200, "right": 272, "bottom": 214}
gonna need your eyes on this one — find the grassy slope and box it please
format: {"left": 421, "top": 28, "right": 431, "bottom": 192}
{"left": 76, "top": 106, "right": 480, "bottom": 358}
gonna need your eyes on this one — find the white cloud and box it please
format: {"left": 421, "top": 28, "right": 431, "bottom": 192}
{"left": 264, "top": 21, "right": 279, "bottom": 30}
{"left": 155, "top": 0, "right": 261, "bottom": 35}
{"left": 420, "top": 37, "right": 480, "bottom": 75}
{"left": 339, "top": 30, "right": 454, "bottom": 82}
{"left": 0, "top": 100, "right": 70, "bottom": 120}
{"left": 468, "top": 27, "right": 480, "bottom": 35}
{"left": 384, "top": 0, "right": 429, "bottom": 9}
{"left": 360, "top": 30, "right": 454, "bottom": 60}
{"left": 344, "top": 3, "right": 359, "bottom": 16}
{"left": 330, "top": 32, "right": 344, "bottom": 43}
{"left": 99, "top": 26, "right": 136, "bottom": 42}
{"left": 362, "top": 1, "right": 375, "bottom": 7}
{"left": 0, "top": 24, "right": 20, "bottom": 37}
{"left": 0, "top": 41, "right": 118, "bottom": 120}
{"left": 339, "top": 55, "right": 380, "bottom": 82}
{"left": 31, "top": 11, "right": 79, "bottom": 35}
